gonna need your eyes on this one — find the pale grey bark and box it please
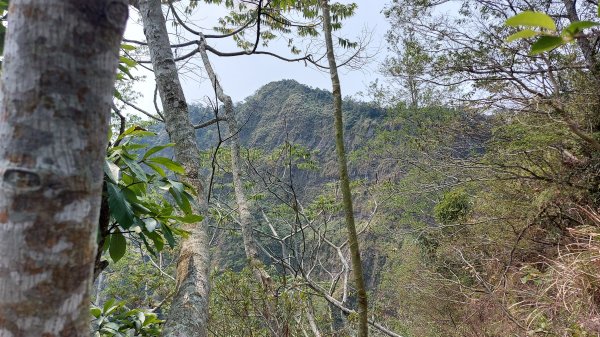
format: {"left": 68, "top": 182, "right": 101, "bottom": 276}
{"left": 198, "top": 38, "right": 282, "bottom": 336}
{"left": 0, "top": 1, "right": 127, "bottom": 335}
{"left": 137, "top": 1, "right": 210, "bottom": 336}
{"left": 320, "top": 1, "right": 369, "bottom": 336}
{"left": 198, "top": 39, "right": 268, "bottom": 281}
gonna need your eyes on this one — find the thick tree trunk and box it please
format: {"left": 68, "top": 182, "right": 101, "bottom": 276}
{"left": 137, "top": 1, "right": 210, "bottom": 336}
{"left": 320, "top": 1, "right": 369, "bottom": 336}
{"left": 0, "top": 1, "right": 127, "bottom": 335}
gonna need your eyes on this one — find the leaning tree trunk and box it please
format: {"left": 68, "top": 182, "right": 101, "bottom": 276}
{"left": 320, "top": 0, "right": 369, "bottom": 336}
{"left": 138, "top": 1, "right": 210, "bottom": 336}
{"left": 198, "top": 39, "right": 270, "bottom": 285}
{"left": 198, "top": 40, "right": 280, "bottom": 335}
{"left": 0, "top": 1, "right": 127, "bottom": 335}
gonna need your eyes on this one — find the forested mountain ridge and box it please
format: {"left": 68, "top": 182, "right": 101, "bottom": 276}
{"left": 180, "top": 79, "right": 387, "bottom": 185}
{"left": 190, "top": 79, "right": 382, "bottom": 152}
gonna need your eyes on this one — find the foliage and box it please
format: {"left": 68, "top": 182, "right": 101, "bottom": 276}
{"left": 434, "top": 188, "right": 471, "bottom": 225}
{"left": 99, "top": 246, "right": 175, "bottom": 313}
{"left": 91, "top": 299, "right": 163, "bottom": 337}
{"left": 103, "top": 126, "right": 202, "bottom": 263}
{"left": 209, "top": 268, "right": 326, "bottom": 337}
{"left": 506, "top": 9, "right": 600, "bottom": 55}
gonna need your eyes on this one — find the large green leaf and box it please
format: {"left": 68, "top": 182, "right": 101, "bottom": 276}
{"left": 147, "top": 157, "right": 186, "bottom": 175}
{"left": 107, "top": 182, "right": 135, "bottom": 229}
{"left": 122, "top": 157, "right": 148, "bottom": 182}
{"left": 90, "top": 307, "right": 102, "bottom": 319}
{"left": 109, "top": 230, "right": 127, "bottom": 263}
{"left": 116, "top": 126, "right": 154, "bottom": 143}
{"left": 145, "top": 231, "right": 165, "bottom": 252}
{"left": 506, "top": 11, "right": 556, "bottom": 31}
{"left": 162, "top": 225, "right": 176, "bottom": 248}
{"left": 172, "top": 214, "right": 204, "bottom": 223}
{"left": 564, "top": 21, "right": 600, "bottom": 35}
{"left": 168, "top": 181, "right": 193, "bottom": 214}
{"left": 530, "top": 36, "right": 563, "bottom": 55}
{"left": 145, "top": 162, "right": 166, "bottom": 177}
{"left": 142, "top": 143, "right": 175, "bottom": 160}
{"left": 506, "top": 29, "right": 539, "bottom": 42}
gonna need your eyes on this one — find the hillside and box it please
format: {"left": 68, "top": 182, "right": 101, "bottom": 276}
{"left": 185, "top": 80, "right": 384, "bottom": 182}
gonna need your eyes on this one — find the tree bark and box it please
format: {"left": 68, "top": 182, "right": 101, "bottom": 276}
{"left": 137, "top": 1, "right": 210, "bottom": 336}
{"left": 198, "top": 39, "right": 281, "bottom": 336}
{"left": 0, "top": 1, "right": 127, "bottom": 335}
{"left": 198, "top": 39, "right": 269, "bottom": 284}
{"left": 320, "top": 1, "right": 369, "bottom": 336}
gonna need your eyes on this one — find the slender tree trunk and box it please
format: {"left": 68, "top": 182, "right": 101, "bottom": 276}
{"left": 198, "top": 40, "right": 270, "bottom": 284}
{"left": 320, "top": 1, "right": 369, "bottom": 336}
{"left": 198, "top": 40, "right": 281, "bottom": 335}
{"left": 138, "top": 1, "right": 210, "bottom": 336}
{"left": 0, "top": 1, "right": 127, "bottom": 335}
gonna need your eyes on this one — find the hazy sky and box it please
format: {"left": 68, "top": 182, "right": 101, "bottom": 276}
{"left": 123, "top": 0, "right": 391, "bottom": 114}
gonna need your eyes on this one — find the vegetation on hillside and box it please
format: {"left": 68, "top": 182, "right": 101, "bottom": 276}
{"left": 2, "top": 0, "right": 600, "bottom": 336}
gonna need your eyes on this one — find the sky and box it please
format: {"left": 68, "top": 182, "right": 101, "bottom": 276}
{"left": 122, "top": 0, "right": 391, "bottom": 114}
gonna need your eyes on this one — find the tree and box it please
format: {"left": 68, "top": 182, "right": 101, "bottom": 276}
{"left": 0, "top": 0, "right": 127, "bottom": 335}
{"left": 136, "top": 1, "right": 211, "bottom": 336}
{"left": 320, "top": 0, "right": 369, "bottom": 336}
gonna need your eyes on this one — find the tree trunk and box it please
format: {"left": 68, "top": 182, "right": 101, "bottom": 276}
{"left": 320, "top": 1, "right": 369, "bottom": 336}
{"left": 198, "top": 40, "right": 269, "bottom": 284}
{"left": 0, "top": 1, "right": 127, "bottom": 335}
{"left": 137, "top": 1, "right": 210, "bottom": 336}
{"left": 198, "top": 39, "right": 279, "bottom": 335}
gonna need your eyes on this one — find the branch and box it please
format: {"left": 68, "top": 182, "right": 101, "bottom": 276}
{"left": 116, "top": 97, "right": 164, "bottom": 122}
{"left": 193, "top": 117, "right": 227, "bottom": 129}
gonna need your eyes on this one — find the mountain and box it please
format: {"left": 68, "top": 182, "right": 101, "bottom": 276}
{"left": 186, "top": 79, "right": 385, "bottom": 184}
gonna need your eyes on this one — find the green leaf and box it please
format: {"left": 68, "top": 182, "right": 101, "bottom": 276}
{"left": 121, "top": 44, "right": 137, "bottom": 51}
{"left": 506, "top": 11, "right": 556, "bottom": 31}
{"left": 146, "top": 231, "right": 165, "bottom": 252}
{"left": 119, "top": 55, "right": 137, "bottom": 67}
{"left": 145, "top": 162, "right": 166, "bottom": 177}
{"left": 147, "top": 157, "right": 186, "bottom": 175}
{"left": 506, "top": 29, "right": 539, "bottom": 42}
{"left": 107, "top": 183, "right": 135, "bottom": 229}
{"left": 564, "top": 21, "right": 600, "bottom": 35}
{"left": 139, "top": 232, "right": 157, "bottom": 256}
{"left": 103, "top": 159, "right": 119, "bottom": 184}
{"left": 530, "top": 36, "right": 564, "bottom": 55}
{"left": 172, "top": 214, "right": 203, "bottom": 223}
{"left": 168, "top": 182, "right": 192, "bottom": 214}
{"left": 122, "top": 157, "right": 148, "bottom": 182}
{"left": 90, "top": 307, "right": 102, "bottom": 318}
{"left": 109, "top": 230, "right": 127, "bottom": 263}
{"left": 103, "top": 298, "right": 117, "bottom": 313}
{"left": 116, "top": 126, "right": 154, "bottom": 143}
{"left": 142, "top": 143, "right": 175, "bottom": 160}
{"left": 162, "top": 225, "right": 176, "bottom": 248}
{"left": 118, "top": 64, "right": 134, "bottom": 80}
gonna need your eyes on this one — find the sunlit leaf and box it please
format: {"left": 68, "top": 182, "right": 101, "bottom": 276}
{"left": 506, "top": 29, "right": 539, "bottom": 42}
{"left": 506, "top": 11, "right": 556, "bottom": 31}
{"left": 530, "top": 36, "right": 563, "bottom": 55}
